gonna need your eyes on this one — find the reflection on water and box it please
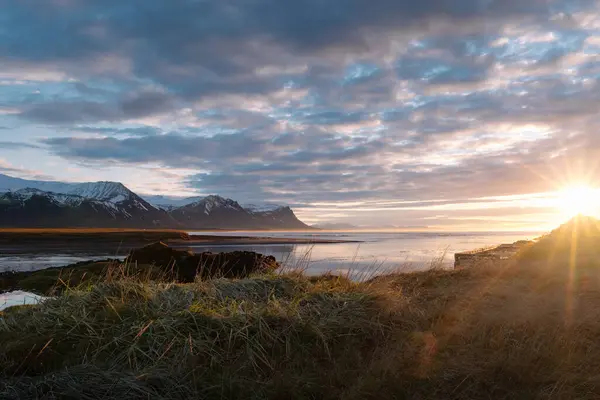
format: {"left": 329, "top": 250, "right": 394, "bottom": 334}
{"left": 0, "top": 231, "right": 543, "bottom": 276}
{"left": 0, "top": 254, "right": 118, "bottom": 273}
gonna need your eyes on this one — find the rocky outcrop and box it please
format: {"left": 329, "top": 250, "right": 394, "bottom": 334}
{"left": 454, "top": 241, "right": 532, "bottom": 269}
{"left": 0, "top": 244, "right": 280, "bottom": 295}
{"left": 126, "top": 242, "right": 279, "bottom": 281}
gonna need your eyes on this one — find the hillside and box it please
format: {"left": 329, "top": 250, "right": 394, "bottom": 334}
{"left": 518, "top": 214, "right": 600, "bottom": 261}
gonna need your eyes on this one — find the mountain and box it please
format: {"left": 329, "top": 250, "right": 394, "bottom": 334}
{"left": 0, "top": 174, "right": 149, "bottom": 205}
{"left": 0, "top": 174, "right": 310, "bottom": 229}
{"left": 145, "top": 195, "right": 288, "bottom": 214}
{"left": 171, "top": 195, "right": 310, "bottom": 230}
{"left": 0, "top": 188, "right": 173, "bottom": 228}
{"left": 251, "top": 206, "right": 311, "bottom": 230}
{"left": 143, "top": 195, "right": 206, "bottom": 211}
{"left": 242, "top": 203, "right": 286, "bottom": 213}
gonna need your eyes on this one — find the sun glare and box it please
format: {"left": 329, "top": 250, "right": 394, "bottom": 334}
{"left": 556, "top": 185, "right": 600, "bottom": 219}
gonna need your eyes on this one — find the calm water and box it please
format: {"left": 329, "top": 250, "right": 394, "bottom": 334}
{"left": 0, "top": 231, "right": 542, "bottom": 276}
{"left": 186, "top": 230, "right": 541, "bottom": 276}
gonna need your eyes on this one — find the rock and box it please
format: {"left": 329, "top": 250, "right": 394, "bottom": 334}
{"left": 126, "top": 242, "right": 279, "bottom": 281}
{"left": 0, "top": 244, "right": 280, "bottom": 296}
{"left": 126, "top": 242, "right": 181, "bottom": 266}
{"left": 454, "top": 240, "right": 532, "bottom": 269}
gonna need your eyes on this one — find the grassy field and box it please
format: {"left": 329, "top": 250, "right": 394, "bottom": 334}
{"left": 2, "top": 255, "right": 600, "bottom": 399}
{"left": 1, "top": 217, "right": 599, "bottom": 399}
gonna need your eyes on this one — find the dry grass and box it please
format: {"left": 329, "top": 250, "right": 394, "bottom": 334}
{"left": 2, "top": 233, "right": 600, "bottom": 398}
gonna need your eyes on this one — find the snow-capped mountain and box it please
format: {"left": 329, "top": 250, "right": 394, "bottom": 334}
{"left": 170, "top": 195, "right": 251, "bottom": 228}
{"left": 0, "top": 173, "right": 311, "bottom": 229}
{"left": 143, "top": 195, "right": 206, "bottom": 210}
{"left": 3, "top": 188, "right": 88, "bottom": 207}
{"left": 67, "top": 182, "right": 133, "bottom": 203}
{"left": 0, "top": 188, "right": 173, "bottom": 228}
{"left": 146, "top": 195, "right": 288, "bottom": 214}
{"left": 0, "top": 174, "right": 154, "bottom": 208}
{"left": 242, "top": 203, "right": 287, "bottom": 213}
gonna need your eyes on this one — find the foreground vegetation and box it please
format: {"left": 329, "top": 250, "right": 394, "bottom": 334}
{"left": 2, "top": 257, "right": 600, "bottom": 399}
{"left": 2, "top": 217, "right": 600, "bottom": 399}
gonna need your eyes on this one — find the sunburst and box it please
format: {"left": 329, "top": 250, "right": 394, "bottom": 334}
{"left": 555, "top": 185, "right": 600, "bottom": 219}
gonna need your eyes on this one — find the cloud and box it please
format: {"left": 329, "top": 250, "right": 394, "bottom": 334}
{"left": 17, "top": 89, "right": 176, "bottom": 124}
{"left": 42, "top": 132, "right": 268, "bottom": 165}
{"left": 3, "top": 0, "right": 600, "bottom": 227}
{"left": 0, "top": 141, "right": 41, "bottom": 150}
{"left": 70, "top": 126, "right": 163, "bottom": 137}
{"left": 0, "top": 159, "right": 53, "bottom": 181}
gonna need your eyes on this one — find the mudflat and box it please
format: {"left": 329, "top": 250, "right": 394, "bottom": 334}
{"left": 0, "top": 228, "right": 359, "bottom": 255}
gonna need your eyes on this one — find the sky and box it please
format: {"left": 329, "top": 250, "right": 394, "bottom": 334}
{"left": 2, "top": 0, "right": 600, "bottom": 230}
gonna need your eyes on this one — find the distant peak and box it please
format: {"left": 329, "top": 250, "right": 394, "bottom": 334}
{"left": 242, "top": 202, "right": 288, "bottom": 213}
{"left": 204, "top": 195, "right": 226, "bottom": 201}
{"left": 68, "top": 181, "right": 133, "bottom": 203}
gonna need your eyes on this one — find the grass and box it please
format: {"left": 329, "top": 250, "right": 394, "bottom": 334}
{"left": 2, "top": 253, "right": 600, "bottom": 399}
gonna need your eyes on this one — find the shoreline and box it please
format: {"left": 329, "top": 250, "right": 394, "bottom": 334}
{"left": 0, "top": 229, "right": 361, "bottom": 256}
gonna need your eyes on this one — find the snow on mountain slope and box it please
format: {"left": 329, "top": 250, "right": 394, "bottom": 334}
{"left": 184, "top": 195, "right": 246, "bottom": 215}
{"left": 144, "top": 195, "right": 287, "bottom": 214}
{"left": 242, "top": 203, "right": 286, "bottom": 213}
{"left": 0, "top": 188, "right": 134, "bottom": 219}
{"left": 0, "top": 174, "right": 154, "bottom": 209}
{"left": 145, "top": 195, "right": 206, "bottom": 209}
{"left": 67, "top": 182, "right": 131, "bottom": 203}
{"left": 2, "top": 188, "right": 87, "bottom": 207}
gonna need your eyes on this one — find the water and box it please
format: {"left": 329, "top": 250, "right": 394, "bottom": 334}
{"left": 0, "top": 291, "right": 46, "bottom": 312}
{"left": 186, "top": 230, "right": 542, "bottom": 276}
{"left": 0, "top": 254, "right": 117, "bottom": 273}
{"left": 0, "top": 231, "right": 542, "bottom": 276}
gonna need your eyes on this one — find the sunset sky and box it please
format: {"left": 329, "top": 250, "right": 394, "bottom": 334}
{"left": 2, "top": 0, "right": 600, "bottom": 230}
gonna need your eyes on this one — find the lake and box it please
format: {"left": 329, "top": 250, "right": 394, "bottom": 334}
{"left": 0, "top": 230, "right": 543, "bottom": 277}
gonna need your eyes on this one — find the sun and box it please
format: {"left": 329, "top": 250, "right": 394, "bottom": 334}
{"left": 556, "top": 185, "right": 600, "bottom": 219}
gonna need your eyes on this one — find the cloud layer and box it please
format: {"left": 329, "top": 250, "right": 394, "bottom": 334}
{"left": 1, "top": 0, "right": 600, "bottom": 228}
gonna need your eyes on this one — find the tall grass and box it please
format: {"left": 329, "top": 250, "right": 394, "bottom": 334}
{"left": 4, "top": 255, "right": 600, "bottom": 399}
{"left": 6, "top": 230, "right": 600, "bottom": 399}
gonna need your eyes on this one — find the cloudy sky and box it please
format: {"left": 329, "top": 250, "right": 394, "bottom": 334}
{"left": 2, "top": 0, "right": 600, "bottom": 230}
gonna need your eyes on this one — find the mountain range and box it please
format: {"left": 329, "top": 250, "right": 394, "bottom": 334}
{"left": 0, "top": 174, "right": 310, "bottom": 230}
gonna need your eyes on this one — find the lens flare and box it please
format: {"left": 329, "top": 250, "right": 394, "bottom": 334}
{"left": 556, "top": 185, "right": 600, "bottom": 219}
